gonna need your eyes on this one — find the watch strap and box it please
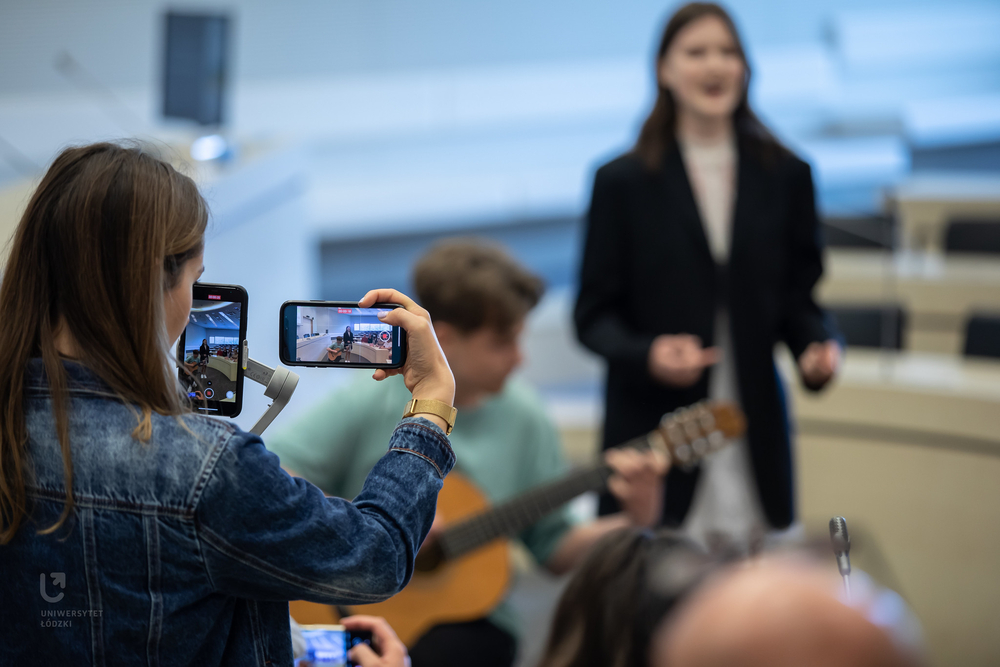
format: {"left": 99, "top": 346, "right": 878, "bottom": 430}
{"left": 403, "top": 398, "right": 457, "bottom": 435}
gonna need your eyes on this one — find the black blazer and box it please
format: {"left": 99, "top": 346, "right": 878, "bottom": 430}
{"left": 574, "top": 136, "right": 836, "bottom": 529}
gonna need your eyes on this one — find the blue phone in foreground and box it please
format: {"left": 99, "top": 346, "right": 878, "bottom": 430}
{"left": 296, "top": 626, "right": 373, "bottom": 667}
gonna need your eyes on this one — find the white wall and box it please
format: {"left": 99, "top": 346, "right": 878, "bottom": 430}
{"left": 3, "top": 1, "right": 997, "bottom": 203}
{"left": 0, "top": 0, "right": 956, "bottom": 95}
{"left": 183, "top": 323, "right": 207, "bottom": 352}
{"left": 194, "top": 148, "right": 357, "bottom": 433}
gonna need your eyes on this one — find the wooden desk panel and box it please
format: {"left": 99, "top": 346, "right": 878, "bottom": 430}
{"left": 207, "top": 356, "right": 237, "bottom": 381}
{"left": 818, "top": 251, "right": 1000, "bottom": 353}
{"left": 786, "top": 350, "right": 1000, "bottom": 667}
{"left": 353, "top": 342, "right": 390, "bottom": 364}
{"left": 296, "top": 335, "right": 334, "bottom": 363}
{"left": 891, "top": 175, "right": 1000, "bottom": 253}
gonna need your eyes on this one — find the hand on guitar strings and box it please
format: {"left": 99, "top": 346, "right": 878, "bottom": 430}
{"left": 604, "top": 447, "right": 671, "bottom": 527}
{"left": 648, "top": 334, "right": 721, "bottom": 388}
{"left": 342, "top": 615, "right": 411, "bottom": 667}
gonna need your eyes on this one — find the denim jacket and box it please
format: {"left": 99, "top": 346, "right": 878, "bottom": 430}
{"left": 0, "top": 360, "right": 455, "bottom": 666}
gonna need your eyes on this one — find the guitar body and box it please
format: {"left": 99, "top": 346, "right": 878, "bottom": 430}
{"left": 289, "top": 472, "right": 512, "bottom": 647}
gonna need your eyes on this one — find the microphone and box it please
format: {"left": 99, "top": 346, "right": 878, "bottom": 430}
{"left": 829, "top": 516, "right": 852, "bottom": 599}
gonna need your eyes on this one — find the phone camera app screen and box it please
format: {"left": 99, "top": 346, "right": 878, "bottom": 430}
{"left": 285, "top": 306, "right": 400, "bottom": 366}
{"left": 182, "top": 299, "right": 242, "bottom": 408}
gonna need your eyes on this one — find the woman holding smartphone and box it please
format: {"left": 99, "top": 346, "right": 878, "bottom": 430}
{"left": 575, "top": 3, "right": 840, "bottom": 551}
{"left": 0, "top": 143, "right": 455, "bottom": 666}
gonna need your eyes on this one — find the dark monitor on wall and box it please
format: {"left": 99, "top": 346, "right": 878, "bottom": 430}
{"left": 162, "top": 12, "right": 230, "bottom": 126}
{"left": 828, "top": 305, "right": 906, "bottom": 350}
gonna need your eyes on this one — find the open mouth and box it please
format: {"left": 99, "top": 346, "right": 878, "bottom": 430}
{"left": 702, "top": 82, "right": 727, "bottom": 97}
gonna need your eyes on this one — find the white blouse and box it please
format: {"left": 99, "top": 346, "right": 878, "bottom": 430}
{"left": 677, "top": 135, "right": 769, "bottom": 553}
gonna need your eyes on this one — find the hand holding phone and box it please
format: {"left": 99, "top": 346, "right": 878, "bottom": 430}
{"left": 340, "top": 616, "right": 409, "bottom": 667}
{"left": 357, "top": 289, "right": 455, "bottom": 407}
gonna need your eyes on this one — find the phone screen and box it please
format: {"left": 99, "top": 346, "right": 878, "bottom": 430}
{"left": 281, "top": 303, "right": 405, "bottom": 368}
{"left": 297, "top": 628, "right": 372, "bottom": 666}
{"left": 178, "top": 284, "right": 248, "bottom": 417}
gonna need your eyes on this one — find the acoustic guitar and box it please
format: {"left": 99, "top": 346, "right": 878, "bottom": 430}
{"left": 289, "top": 401, "right": 746, "bottom": 645}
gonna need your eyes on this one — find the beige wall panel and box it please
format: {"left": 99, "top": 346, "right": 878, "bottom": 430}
{"left": 798, "top": 434, "right": 1000, "bottom": 667}
{"left": 0, "top": 180, "right": 35, "bottom": 270}
{"left": 906, "top": 330, "right": 961, "bottom": 354}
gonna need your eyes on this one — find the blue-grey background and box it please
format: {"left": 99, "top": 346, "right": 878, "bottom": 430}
{"left": 1, "top": 0, "right": 998, "bottom": 424}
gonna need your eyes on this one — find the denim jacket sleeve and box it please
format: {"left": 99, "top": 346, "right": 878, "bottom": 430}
{"left": 193, "top": 416, "right": 455, "bottom": 605}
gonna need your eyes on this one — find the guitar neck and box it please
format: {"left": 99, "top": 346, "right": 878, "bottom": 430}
{"left": 434, "top": 401, "right": 744, "bottom": 562}
{"left": 439, "top": 463, "right": 612, "bottom": 560}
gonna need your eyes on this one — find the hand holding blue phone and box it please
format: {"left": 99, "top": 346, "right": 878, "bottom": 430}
{"left": 341, "top": 615, "right": 410, "bottom": 667}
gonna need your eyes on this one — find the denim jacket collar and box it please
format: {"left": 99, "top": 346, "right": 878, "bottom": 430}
{"left": 24, "top": 357, "right": 118, "bottom": 396}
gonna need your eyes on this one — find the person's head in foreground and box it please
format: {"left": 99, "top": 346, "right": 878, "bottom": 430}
{"left": 538, "top": 528, "right": 716, "bottom": 667}
{"left": 653, "top": 555, "right": 923, "bottom": 667}
{"left": 413, "top": 239, "right": 544, "bottom": 406}
{"left": 538, "top": 528, "right": 922, "bottom": 667}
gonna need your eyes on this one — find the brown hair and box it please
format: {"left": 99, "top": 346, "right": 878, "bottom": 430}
{"left": 413, "top": 239, "right": 544, "bottom": 334}
{"left": 0, "top": 142, "right": 207, "bottom": 544}
{"left": 537, "top": 528, "right": 716, "bottom": 667}
{"left": 633, "top": 2, "right": 784, "bottom": 169}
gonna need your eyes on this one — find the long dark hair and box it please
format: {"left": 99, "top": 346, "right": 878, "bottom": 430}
{"left": 0, "top": 143, "right": 207, "bottom": 543}
{"left": 537, "top": 528, "right": 716, "bottom": 667}
{"left": 633, "top": 2, "right": 784, "bottom": 169}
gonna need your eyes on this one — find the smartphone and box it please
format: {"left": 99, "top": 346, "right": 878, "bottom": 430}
{"left": 297, "top": 626, "right": 373, "bottom": 667}
{"left": 279, "top": 301, "right": 407, "bottom": 369}
{"left": 176, "top": 283, "right": 248, "bottom": 417}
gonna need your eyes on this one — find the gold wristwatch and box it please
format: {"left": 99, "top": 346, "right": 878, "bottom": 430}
{"left": 403, "top": 398, "right": 457, "bottom": 435}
